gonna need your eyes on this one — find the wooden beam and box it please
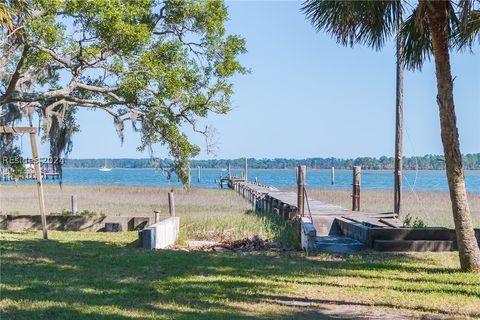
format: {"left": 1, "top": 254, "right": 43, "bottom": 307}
{"left": 0, "top": 126, "right": 37, "bottom": 134}
{"left": 352, "top": 166, "right": 361, "bottom": 211}
{"left": 29, "top": 131, "right": 48, "bottom": 239}
{"left": 168, "top": 191, "right": 175, "bottom": 217}
{"left": 297, "top": 165, "right": 306, "bottom": 217}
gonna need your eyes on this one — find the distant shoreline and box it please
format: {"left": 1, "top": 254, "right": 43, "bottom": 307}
{"left": 60, "top": 167, "right": 480, "bottom": 172}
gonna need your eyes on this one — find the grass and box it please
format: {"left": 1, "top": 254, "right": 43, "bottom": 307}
{"left": 0, "top": 185, "right": 297, "bottom": 247}
{"left": 0, "top": 185, "right": 249, "bottom": 217}
{"left": 306, "top": 189, "right": 480, "bottom": 228}
{"left": 3, "top": 185, "right": 478, "bottom": 229}
{"left": 1, "top": 231, "right": 480, "bottom": 319}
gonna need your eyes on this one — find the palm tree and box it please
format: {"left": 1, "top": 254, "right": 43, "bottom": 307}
{"left": 302, "top": 0, "right": 480, "bottom": 272}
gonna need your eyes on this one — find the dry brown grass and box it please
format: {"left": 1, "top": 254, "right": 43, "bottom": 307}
{"left": 0, "top": 185, "right": 298, "bottom": 246}
{"left": 306, "top": 189, "right": 480, "bottom": 228}
{"left": 0, "top": 185, "right": 249, "bottom": 217}
{"left": 2, "top": 184, "right": 479, "bottom": 229}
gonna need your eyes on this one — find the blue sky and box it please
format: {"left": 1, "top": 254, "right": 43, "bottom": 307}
{"left": 34, "top": 1, "right": 480, "bottom": 159}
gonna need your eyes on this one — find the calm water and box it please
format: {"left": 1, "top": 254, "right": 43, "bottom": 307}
{"left": 4, "top": 168, "right": 480, "bottom": 193}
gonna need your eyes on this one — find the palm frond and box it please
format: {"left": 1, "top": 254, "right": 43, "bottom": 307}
{"left": 454, "top": 0, "right": 480, "bottom": 49}
{"left": 401, "top": 5, "right": 432, "bottom": 70}
{"left": 301, "top": 0, "right": 402, "bottom": 50}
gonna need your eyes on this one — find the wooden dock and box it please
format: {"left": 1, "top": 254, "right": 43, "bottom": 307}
{"left": 0, "top": 163, "right": 60, "bottom": 181}
{"left": 232, "top": 180, "right": 401, "bottom": 231}
{"left": 228, "top": 169, "right": 467, "bottom": 253}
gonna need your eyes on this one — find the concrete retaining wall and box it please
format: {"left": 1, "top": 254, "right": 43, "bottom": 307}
{"left": 139, "top": 217, "right": 180, "bottom": 250}
{"left": 300, "top": 217, "right": 317, "bottom": 252}
{"left": 0, "top": 215, "right": 151, "bottom": 232}
{"left": 336, "top": 217, "right": 371, "bottom": 245}
{"left": 336, "top": 217, "right": 480, "bottom": 249}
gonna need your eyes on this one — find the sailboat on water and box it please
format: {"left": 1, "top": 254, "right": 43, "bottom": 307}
{"left": 98, "top": 159, "right": 112, "bottom": 172}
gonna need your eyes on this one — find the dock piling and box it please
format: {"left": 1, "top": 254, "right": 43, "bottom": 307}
{"left": 244, "top": 157, "right": 248, "bottom": 182}
{"left": 71, "top": 195, "right": 78, "bottom": 215}
{"left": 168, "top": 191, "right": 175, "bottom": 216}
{"left": 297, "top": 165, "right": 306, "bottom": 217}
{"left": 352, "top": 166, "right": 361, "bottom": 211}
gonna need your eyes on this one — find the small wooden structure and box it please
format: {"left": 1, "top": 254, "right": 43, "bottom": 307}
{"left": 0, "top": 126, "right": 48, "bottom": 239}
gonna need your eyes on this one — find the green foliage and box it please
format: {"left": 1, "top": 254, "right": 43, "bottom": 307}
{"left": 60, "top": 153, "right": 480, "bottom": 170}
{"left": 0, "top": 139, "right": 26, "bottom": 181}
{"left": 302, "top": 0, "right": 480, "bottom": 70}
{"left": 302, "top": 1, "right": 401, "bottom": 50}
{"left": 52, "top": 209, "right": 105, "bottom": 217}
{"left": 403, "top": 213, "right": 427, "bottom": 228}
{"left": 1, "top": 0, "right": 246, "bottom": 187}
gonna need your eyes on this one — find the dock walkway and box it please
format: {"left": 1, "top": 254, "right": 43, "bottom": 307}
{"left": 232, "top": 180, "right": 405, "bottom": 253}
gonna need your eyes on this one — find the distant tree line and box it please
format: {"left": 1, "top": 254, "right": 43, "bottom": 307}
{"left": 63, "top": 154, "right": 480, "bottom": 170}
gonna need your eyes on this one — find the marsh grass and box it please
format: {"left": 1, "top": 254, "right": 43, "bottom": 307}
{"left": 1, "top": 231, "right": 479, "bottom": 319}
{"left": 0, "top": 185, "right": 299, "bottom": 247}
{"left": 0, "top": 185, "right": 248, "bottom": 217}
{"left": 305, "top": 189, "right": 480, "bottom": 228}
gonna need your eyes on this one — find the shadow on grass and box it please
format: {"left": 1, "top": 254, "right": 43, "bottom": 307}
{"left": 1, "top": 231, "right": 478, "bottom": 319}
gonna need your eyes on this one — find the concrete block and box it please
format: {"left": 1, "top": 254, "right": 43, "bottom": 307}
{"left": 140, "top": 217, "right": 180, "bottom": 250}
{"left": 301, "top": 217, "right": 317, "bottom": 252}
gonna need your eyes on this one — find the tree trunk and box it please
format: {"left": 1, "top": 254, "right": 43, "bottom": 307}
{"left": 426, "top": 1, "right": 480, "bottom": 272}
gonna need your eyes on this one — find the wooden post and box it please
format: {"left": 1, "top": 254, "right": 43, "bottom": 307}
{"left": 283, "top": 203, "right": 290, "bottom": 220}
{"left": 244, "top": 157, "right": 248, "bottom": 182}
{"left": 29, "top": 131, "right": 48, "bottom": 239}
{"left": 227, "top": 162, "right": 231, "bottom": 177}
{"left": 331, "top": 167, "right": 335, "bottom": 185}
{"left": 352, "top": 166, "right": 361, "bottom": 211}
{"left": 394, "top": 5, "right": 404, "bottom": 217}
{"left": 297, "top": 165, "right": 306, "bottom": 217}
{"left": 168, "top": 191, "right": 175, "bottom": 216}
{"left": 154, "top": 210, "right": 161, "bottom": 223}
{"left": 278, "top": 201, "right": 284, "bottom": 217}
{"left": 197, "top": 166, "right": 201, "bottom": 183}
{"left": 71, "top": 195, "right": 78, "bottom": 215}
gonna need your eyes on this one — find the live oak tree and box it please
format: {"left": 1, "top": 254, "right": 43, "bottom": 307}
{"left": 302, "top": 0, "right": 480, "bottom": 272}
{"left": 0, "top": 0, "right": 246, "bottom": 185}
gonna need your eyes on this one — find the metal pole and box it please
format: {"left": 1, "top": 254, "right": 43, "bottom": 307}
{"left": 331, "top": 167, "right": 335, "bottom": 185}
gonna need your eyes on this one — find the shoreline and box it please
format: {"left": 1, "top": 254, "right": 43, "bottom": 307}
{"left": 2, "top": 184, "right": 479, "bottom": 195}
{"left": 58, "top": 167, "right": 480, "bottom": 172}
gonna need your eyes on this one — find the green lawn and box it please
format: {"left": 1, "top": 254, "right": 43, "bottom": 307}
{"left": 1, "top": 231, "right": 479, "bottom": 319}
